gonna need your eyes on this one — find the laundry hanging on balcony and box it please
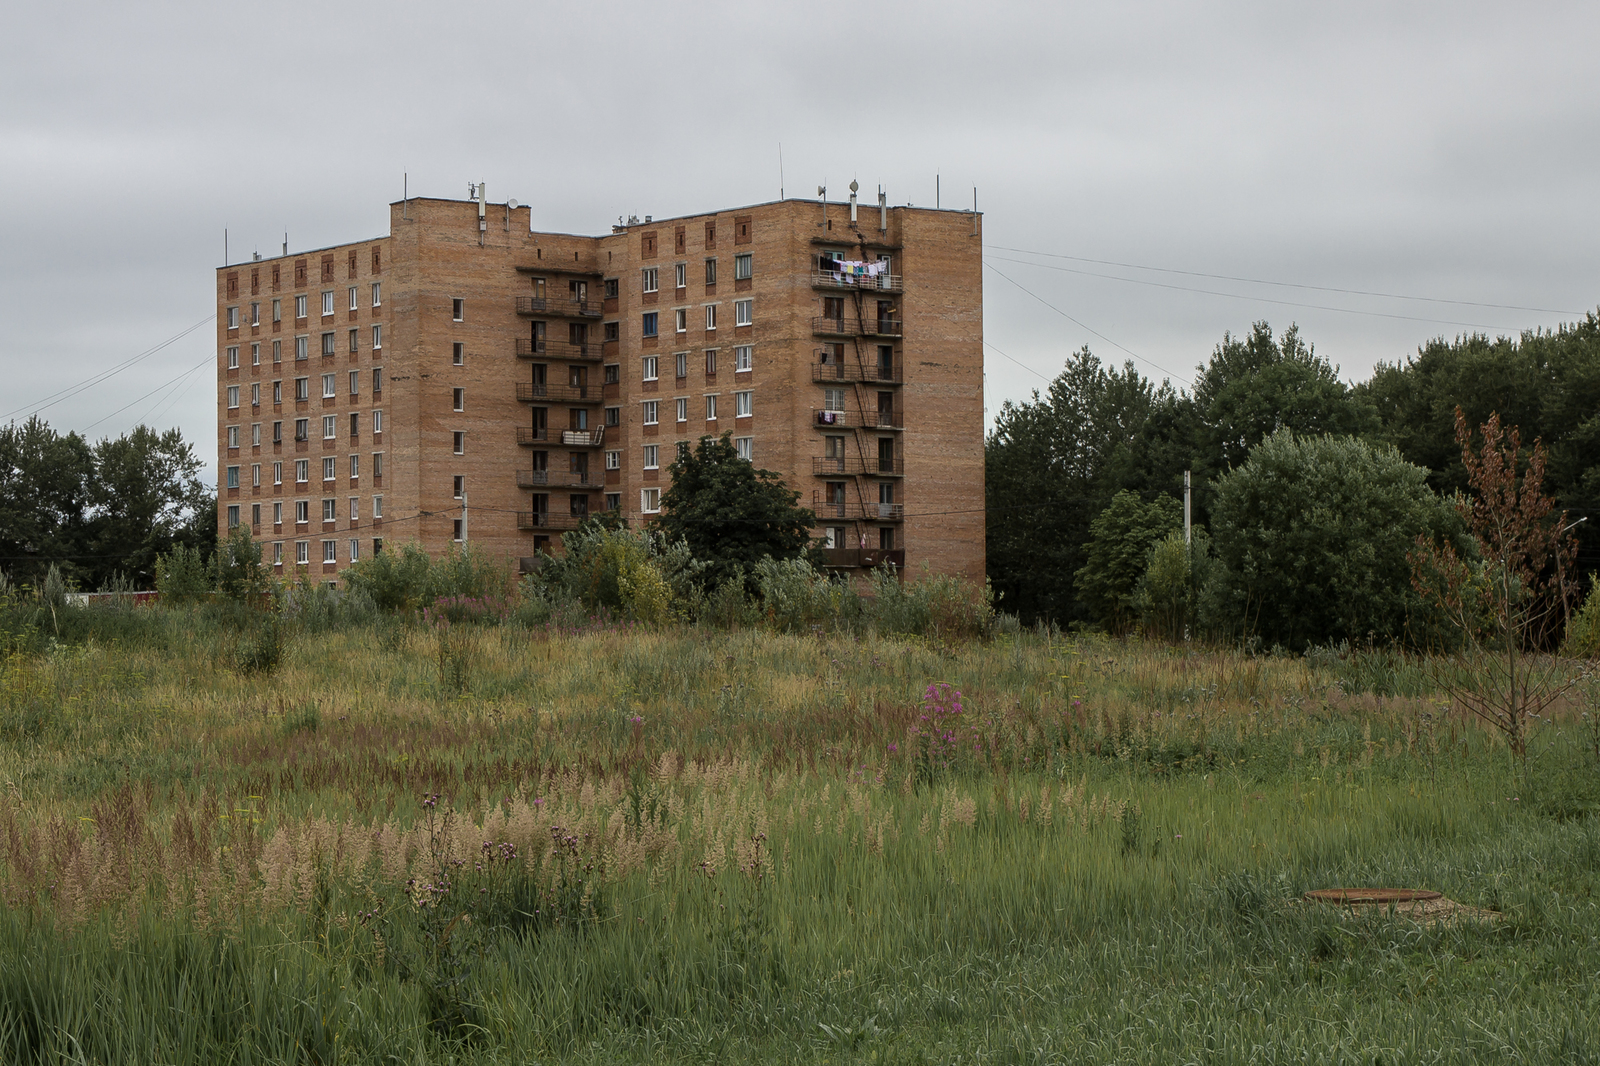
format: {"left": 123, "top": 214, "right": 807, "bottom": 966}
{"left": 833, "top": 260, "right": 888, "bottom": 277}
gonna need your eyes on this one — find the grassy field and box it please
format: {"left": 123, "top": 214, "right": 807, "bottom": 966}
{"left": 0, "top": 607, "right": 1597, "bottom": 1064}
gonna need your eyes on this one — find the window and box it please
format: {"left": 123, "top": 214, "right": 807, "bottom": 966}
{"left": 251, "top": 467, "right": 262, "bottom": 491}
{"left": 373, "top": 410, "right": 383, "bottom": 434}
{"left": 227, "top": 385, "right": 240, "bottom": 408}
{"left": 452, "top": 476, "right": 464, "bottom": 499}
{"left": 734, "top": 253, "right": 753, "bottom": 280}
{"left": 604, "top": 278, "right": 619, "bottom": 299}
{"left": 643, "top": 445, "right": 659, "bottom": 469}
{"left": 323, "top": 457, "right": 336, "bottom": 481}
{"left": 705, "top": 395, "right": 718, "bottom": 420}
{"left": 273, "top": 421, "right": 283, "bottom": 444}
{"left": 372, "top": 367, "right": 383, "bottom": 392}
{"left": 372, "top": 324, "right": 382, "bottom": 349}
{"left": 349, "top": 538, "right": 360, "bottom": 562}
{"left": 251, "top": 423, "right": 261, "bottom": 447}
{"left": 705, "top": 258, "right": 717, "bottom": 285}
{"left": 227, "top": 504, "right": 240, "bottom": 527}
{"left": 226, "top": 347, "right": 239, "bottom": 369}
{"left": 273, "top": 542, "right": 283, "bottom": 565}
{"left": 642, "top": 400, "right": 659, "bottom": 425}
{"left": 349, "top": 371, "right": 359, "bottom": 396}
{"left": 322, "top": 498, "right": 337, "bottom": 522}
{"left": 273, "top": 502, "right": 283, "bottom": 525}
{"left": 641, "top": 487, "right": 661, "bottom": 513}
{"left": 296, "top": 541, "right": 309, "bottom": 564}
{"left": 641, "top": 267, "right": 658, "bottom": 293}
{"left": 675, "top": 352, "right": 687, "bottom": 378}
{"left": 295, "top": 500, "right": 309, "bottom": 524}
{"left": 373, "top": 494, "right": 383, "bottom": 518}
{"left": 641, "top": 356, "right": 658, "bottom": 381}
{"left": 251, "top": 343, "right": 260, "bottom": 366}
{"left": 675, "top": 262, "right": 687, "bottom": 289}
{"left": 371, "top": 282, "right": 381, "bottom": 307}
{"left": 641, "top": 312, "right": 658, "bottom": 338}
{"left": 348, "top": 286, "right": 358, "bottom": 311}
{"left": 452, "top": 431, "right": 464, "bottom": 454}
{"left": 251, "top": 383, "right": 261, "bottom": 407}
{"left": 226, "top": 306, "right": 239, "bottom": 329}
{"left": 452, "top": 519, "right": 463, "bottom": 542}
{"left": 226, "top": 465, "right": 239, "bottom": 488}
{"left": 605, "top": 450, "right": 620, "bottom": 470}
{"left": 452, "top": 388, "right": 464, "bottom": 411}
{"left": 295, "top": 459, "right": 309, "bottom": 482}
{"left": 321, "top": 332, "right": 335, "bottom": 356}
{"left": 705, "top": 349, "right": 718, "bottom": 376}
{"left": 348, "top": 328, "right": 358, "bottom": 353}
{"left": 226, "top": 426, "right": 239, "bottom": 449}
{"left": 373, "top": 453, "right": 383, "bottom": 478}
{"left": 735, "top": 299, "right": 753, "bottom": 327}
{"left": 604, "top": 321, "right": 620, "bottom": 342}
{"left": 272, "top": 462, "right": 282, "bottom": 485}
{"left": 272, "top": 339, "right": 281, "bottom": 364}
{"left": 452, "top": 343, "right": 463, "bottom": 365}
{"left": 735, "top": 436, "right": 753, "bottom": 461}
{"left": 295, "top": 335, "right": 308, "bottom": 360}
{"left": 322, "top": 291, "right": 334, "bottom": 316}
{"left": 676, "top": 440, "right": 691, "bottom": 461}
{"left": 349, "top": 454, "right": 359, "bottom": 478}
{"left": 735, "top": 391, "right": 752, "bottom": 417}
{"left": 675, "top": 309, "right": 687, "bottom": 334}
{"left": 272, "top": 300, "right": 282, "bottom": 324}
{"left": 323, "top": 540, "right": 337, "bottom": 563}
{"left": 272, "top": 381, "right": 282, "bottom": 404}
{"left": 734, "top": 345, "right": 753, "bottom": 372}
{"left": 322, "top": 373, "right": 336, "bottom": 398}
{"left": 251, "top": 303, "right": 261, "bottom": 327}
{"left": 451, "top": 298, "right": 464, "bottom": 321}
{"left": 294, "top": 418, "right": 309, "bottom": 441}
{"left": 605, "top": 492, "right": 622, "bottom": 512}
{"left": 604, "top": 363, "right": 619, "bottom": 384}
{"left": 294, "top": 377, "right": 309, "bottom": 401}
{"left": 295, "top": 295, "right": 308, "bottom": 319}
{"left": 824, "top": 388, "right": 846, "bottom": 411}
{"left": 323, "top": 415, "right": 336, "bottom": 439}
{"left": 675, "top": 397, "right": 688, "bottom": 422}
{"left": 604, "top": 406, "right": 620, "bottom": 426}
{"left": 705, "top": 305, "right": 717, "bottom": 331}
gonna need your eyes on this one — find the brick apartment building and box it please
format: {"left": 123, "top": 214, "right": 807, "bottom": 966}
{"left": 215, "top": 191, "right": 984, "bottom": 583}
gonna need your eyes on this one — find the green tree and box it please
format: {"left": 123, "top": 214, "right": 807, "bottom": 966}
{"left": 0, "top": 417, "right": 94, "bottom": 585}
{"left": 84, "top": 425, "right": 213, "bottom": 589}
{"left": 1208, "top": 430, "right": 1460, "bottom": 650}
{"left": 658, "top": 433, "right": 816, "bottom": 592}
{"left": 214, "top": 525, "right": 270, "bottom": 601}
{"left": 1073, "top": 490, "right": 1181, "bottom": 633}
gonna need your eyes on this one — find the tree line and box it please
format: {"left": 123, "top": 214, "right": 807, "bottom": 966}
{"left": 987, "top": 316, "right": 1600, "bottom": 648}
{"left": 0, "top": 417, "right": 215, "bottom": 590}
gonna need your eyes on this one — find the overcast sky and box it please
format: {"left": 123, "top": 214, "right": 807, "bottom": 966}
{"left": 3, "top": 0, "right": 1597, "bottom": 458}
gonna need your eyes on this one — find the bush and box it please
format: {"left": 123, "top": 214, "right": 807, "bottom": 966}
{"left": 867, "top": 567, "right": 994, "bottom": 641}
{"left": 529, "top": 523, "right": 703, "bottom": 624}
{"left": 154, "top": 544, "right": 211, "bottom": 604}
{"left": 754, "top": 558, "right": 862, "bottom": 633}
{"left": 1075, "top": 491, "right": 1181, "bottom": 633}
{"left": 232, "top": 616, "right": 283, "bottom": 676}
{"left": 1562, "top": 575, "right": 1600, "bottom": 659}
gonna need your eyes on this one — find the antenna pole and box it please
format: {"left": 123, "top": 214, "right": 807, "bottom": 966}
{"left": 403, "top": 172, "right": 408, "bottom": 220}
{"left": 778, "top": 143, "right": 784, "bottom": 199}
{"left": 224, "top": 228, "right": 228, "bottom": 266}
{"left": 461, "top": 491, "right": 468, "bottom": 544}
{"left": 973, "top": 187, "right": 978, "bottom": 235}
{"left": 936, "top": 173, "right": 940, "bottom": 210}
{"left": 1184, "top": 470, "right": 1192, "bottom": 545}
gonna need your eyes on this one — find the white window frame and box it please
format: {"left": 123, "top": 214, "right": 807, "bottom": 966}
{"left": 734, "top": 253, "right": 753, "bottom": 280}
{"left": 705, "top": 304, "right": 717, "bottom": 331}
{"left": 605, "top": 450, "right": 621, "bottom": 470}
{"left": 642, "top": 400, "right": 659, "bottom": 425}
{"left": 295, "top": 335, "right": 308, "bottom": 360}
{"left": 642, "top": 356, "right": 658, "bottom": 381}
{"left": 641, "top": 267, "right": 659, "bottom": 293}
{"left": 295, "top": 459, "right": 309, "bottom": 483}
{"left": 705, "top": 394, "right": 718, "bottom": 421}
{"left": 735, "top": 436, "right": 753, "bottom": 461}
{"left": 824, "top": 388, "right": 845, "bottom": 411}
{"left": 323, "top": 415, "right": 337, "bottom": 439}
{"left": 323, "top": 540, "right": 337, "bottom": 563}
{"left": 295, "top": 295, "right": 308, "bottom": 319}
{"left": 295, "top": 500, "right": 309, "bottom": 524}
{"left": 273, "top": 501, "right": 283, "bottom": 524}
{"left": 372, "top": 452, "right": 384, "bottom": 478}
{"left": 226, "top": 426, "right": 239, "bottom": 449}
{"left": 349, "top": 371, "right": 359, "bottom": 396}
{"left": 372, "top": 324, "right": 382, "bottom": 350}
{"left": 322, "top": 373, "right": 336, "bottom": 399}
{"left": 251, "top": 423, "right": 261, "bottom": 447}
{"left": 734, "top": 345, "right": 753, "bottom": 372}
{"left": 349, "top": 454, "right": 360, "bottom": 478}
{"left": 643, "top": 444, "right": 659, "bottom": 470}
{"left": 675, "top": 308, "right": 687, "bottom": 334}
{"left": 735, "top": 299, "right": 753, "bottom": 327}
{"left": 348, "top": 286, "right": 358, "bottom": 311}
{"left": 371, "top": 282, "right": 381, "bottom": 307}
{"left": 641, "top": 487, "right": 661, "bottom": 514}
{"left": 373, "top": 410, "right": 383, "bottom": 434}
{"left": 251, "top": 382, "right": 261, "bottom": 406}
{"left": 296, "top": 541, "right": 309, "bottom": 565}
{"left": 226, "top": 306, "right": 239, "bottom": 329}
{"left": 675, "top": 351, "right": 688, "bottom": 378}
{"left": 226, "top": 347, "right": 239, "bottom": 369}
{"left": 323, "top": 457, "right": 336, "bottom": 482}
{"left": 322, "top": 498, "right": 337, "bottom": 522}
{"left": 272, "top": 462, "right": 282, "bottom": 485}
{"left": 349, "top": 538, "right": 360, "bottom": 562}
{"left": 251, "top": 462, "right": 261, "bottom": 486}
{"left": 227, "top": 385, "right": 240, "bottom": 409}
{"left": 676, "top": 397, "right": 688, "bottom": 423}
{"left": 735, "top": 391, "right": 752, "bottom": 417}
{"left": 373, "top": 494, "right": 383, "bottom": 518}
{"left": 321, "top": 290, "right": 335, "bottom": 317}
{"left": 674, "top": 262, "right": 686, "bottom": 289}
{"left": 273, "top": 541, "right": 283, "bottom": 564}
{"left": 349, "top": 497, "right": 359, "bottom": 520}
{"left": 251, "top": 342, "right": 260, "bottom": 366}
{"left": 451, "top": 298, "right": 464, "bottom": 321}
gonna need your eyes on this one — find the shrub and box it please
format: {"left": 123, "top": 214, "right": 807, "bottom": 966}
{"left": 1075, "top": 491, "right": 1181, "bottom": 633}
{"left": 1562, "top": 576, "right": 1600, "bottom": 659}
{"left": 754, "top": 557, "right": 861, "bottom": 633}
{"left": 154, "top": 543, "right": 211, "bottom": 604}
{"left": 341, "top": 543, "right": 441, "bottom": 613}
{"left": 233, "top": 616, "right": 283, "bottom": 676}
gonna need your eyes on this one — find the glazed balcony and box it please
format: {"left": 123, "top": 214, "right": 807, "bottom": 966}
{"left": 515, "top": 339, "right": 606, "bottom": 361}
{"left": 515, "top": 383, "right": 604, "bottom": 404}
{"left": 812, "top": 456, "right": 903, "bottom": 477}
{"left": 516, "top": 295, "right": 605, "bottom": 318}
{"left": 811, "top": 356, "right": 903, "bottom": 384}
{"left": 516, "top": 470, "right": 607, "bottom": 491}
{"left": 811, "top": 316, "right": 903, "bottom": 338}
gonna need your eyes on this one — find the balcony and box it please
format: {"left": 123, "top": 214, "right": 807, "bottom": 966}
{"left": 812, "top": 407, "right": 903, "bottom": 430}
{"left": 811, "top": 270, "right": 903, "bottom": 293}
{"left": 812, "top": 456, "right": 903, "bottom": 476}
{"left": 561, "top": 428, "right": 606, "bottom": 447}
{"left": 515, "top": 338, "right": 606, "bottom": 361}
{"left": 820, "top": 548, "right": 905, "bottom": 569}
{"left": 516, "top": 295, "right": 605, "bottom": 318}
{"left": 517, "top": 470, "right": 606, "bottom": 491}
{"left": 516, "top": 383, "right": 604, "bottom": 404}
{"left": 811, "top": 493, "right": 905, "bottom": 521}
{"left": 811, "top": 357, "right": 904, "bottom": 384}
{"left": 811, "top": 317, "right": 903, "bottom": 338}
{"left": 516, "top": 511, "right": 590, "bottom": 532}
{"left": 516, "top": 427, "right": 550, "bottom": 445}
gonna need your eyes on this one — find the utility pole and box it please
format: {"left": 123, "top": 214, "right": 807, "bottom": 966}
{"left": 1183, "top": 470, "right": 1192, "bottom": 545}
{"left": 461, "top": 491, "right": 468, "bottom": 543}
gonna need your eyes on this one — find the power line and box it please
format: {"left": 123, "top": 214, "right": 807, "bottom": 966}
{"left": 81, "top": 355, "right": 214, "bottom": 433}
{"left": 983, "top": 341, "right": 1052, "bottom": 383}
{"left": 1, "top": 315, "right": 214, "bottom": 423}
{"left": 986, "top": 244, "right": 1585, "bottom": 318}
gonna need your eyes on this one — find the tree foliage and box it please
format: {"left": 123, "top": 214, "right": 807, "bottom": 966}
{"left": 1073, "top": 490, "right": 1181, "bottom": 634}
{"left": 657, "top": 433, "right": 817, "bottom": 592}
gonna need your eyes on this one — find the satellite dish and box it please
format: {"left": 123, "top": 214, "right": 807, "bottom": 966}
{"left": 817, "top": 185, "right": 826, "bottom": 196}
{"left": 507, "top": 199, "right": 519, "bottom": 210}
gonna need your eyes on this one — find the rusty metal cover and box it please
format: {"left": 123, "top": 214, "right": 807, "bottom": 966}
{"left": 1304, "top": 888, "right": 1442, "bottom": 904}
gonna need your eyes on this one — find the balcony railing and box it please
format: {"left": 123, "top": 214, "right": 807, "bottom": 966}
{"left": 516, "top": 383, "right": 604, "bottom": 404}
{"left": 811, "top": 270, "right": 903, "bottom": 293}
{"left": 516, "top": 511, "right": 590, "bottom": 531}
{"left": 812, "top": 407, "right": 903, "bottom": 430}
{"left": 820, "top": 548, "right": 905, "bottom": 569}
{"left": 812, "top": 456, "right": 904, "bottom": 476}
{"left": 516, "top": 295, "right": 605, "bottom": 318}
{"left": 811, "top": 357, "right": 904, "bottom": 384}
{"left": 517, "top": 470, "right": 606, "bottom": 491}
{"left": 811, "top": 317, "right": 903, "bottom": 338}
{"left": 516, "top": 427, "right": 550, "bottom": 445}
{"left": 561, "top": 428, "right": 606, "bottom": 447}
{"left": 515, "top": 338, "right": 606, "bottom": 361}
{"left": 811, "top": 493, "right": 905, "bottom": 521}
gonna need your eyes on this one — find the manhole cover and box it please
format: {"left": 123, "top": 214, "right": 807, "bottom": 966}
{"left": 1304, "top": 888, "right": 1442, "bottom": 904}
